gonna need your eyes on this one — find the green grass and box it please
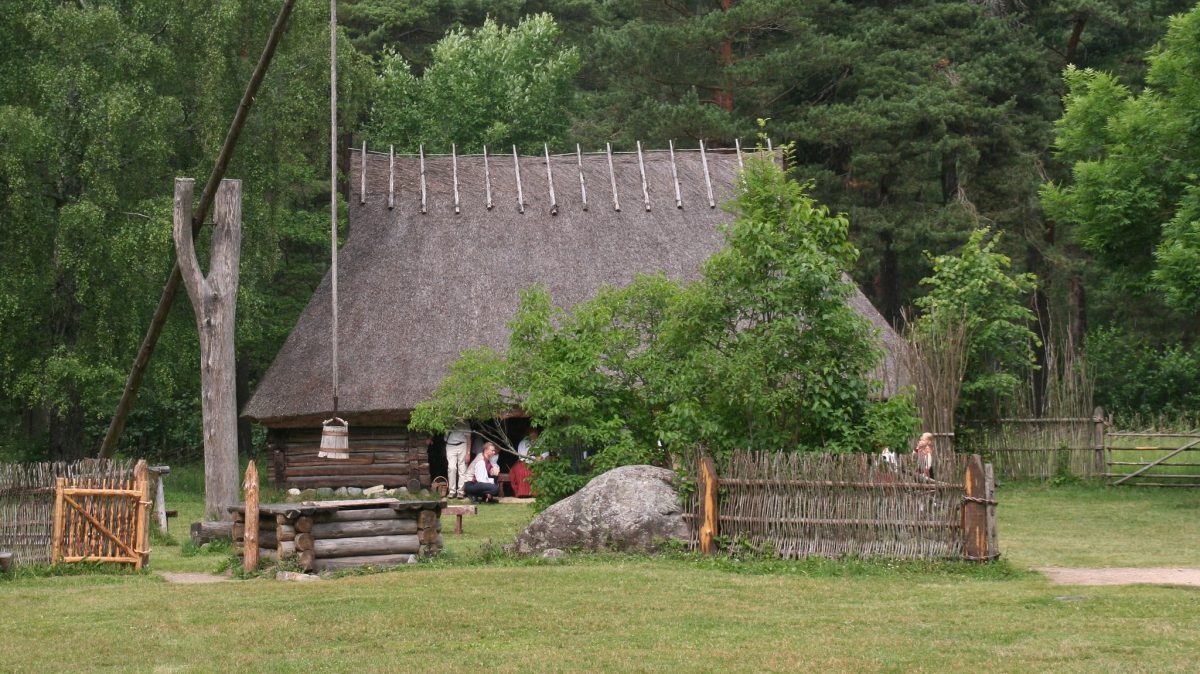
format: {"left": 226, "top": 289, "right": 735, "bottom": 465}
{"left": 1, "top": 475, "right": 1197, "bottom": 672}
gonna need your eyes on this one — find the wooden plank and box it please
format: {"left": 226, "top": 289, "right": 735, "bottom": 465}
{"left": 61, "top": 488, "right": 142, "bottom": 498}
{"left": 134, "top": 460, "right": 151, "bottom": 568}
{"left": 284, "top": 463, "right": 413, "bottom": 478}
{"left": 984, "top": 463, "right": 998, "bottom": 558}
{"left": 1112, "top": 437, "right": 1200, "bottom": 485}
{"left": 313, "top": 508, "right": 403, "bottom": 523}
{"left": 243, "top": 461, "right": 259, "bottom": 572}
{"left": 282, "top": 476, "right": 412, "bottom": 488}
{"left": 310, "top": 519, "right": 417, "bottom": 539}
{"left": 51, "top": 477, "right": 66, "bottom": 562}
{"left": 312, "top": 534, "right": 420, "bottom": 558}
{"left": 154, "top": 474, "right": 168, "bottom": 533}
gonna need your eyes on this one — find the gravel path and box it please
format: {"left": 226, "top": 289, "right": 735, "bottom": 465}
{"left": 1038, "top": 567, "right": 1200, "bottom": 587}
{"left": 159, "top": 572, "right": 229, "bottom": 584}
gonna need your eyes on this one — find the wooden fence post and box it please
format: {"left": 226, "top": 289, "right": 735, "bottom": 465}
{"left": 133, "top": 460, "right": 151, "bottom": 569}
{"left": 961, "top": 454, "right": 994, "bottom": 561}
{"left": 1093, "top": 406, "right": 1106, "bottom": 477}
{"left": 699, "top": 454, "right": 719, "bottom": 555}
{"left": 984, "top": 463, "right": 998, "bottom": 558}
{"left": 243, "top": 461, "right": 259, "bottom": 572}
{"left": 52, "top": 477, "right": 66, "bottom": 563}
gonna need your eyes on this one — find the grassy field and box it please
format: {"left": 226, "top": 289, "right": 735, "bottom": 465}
{"left": 1, "top": 475, "right": 1197, "bottom": 673}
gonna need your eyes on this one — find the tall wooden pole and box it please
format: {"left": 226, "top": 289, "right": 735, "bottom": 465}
{"left": 98, "top": 0, "right": 297, "bottom": 459}
{"left": 174, "top": 179, "right": 243, "bottom": 521}
{"left": 243, "top": 461, "right": 260, "bottom": 571}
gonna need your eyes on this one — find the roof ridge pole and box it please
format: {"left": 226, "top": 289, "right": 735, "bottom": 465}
{"left": 512, "top": 145, "right": 525, "bottom": 214}
{"left": 387, "top": 144, "right": 394, "bottom": 210}
{"left": 699, "top": 139, "right": 715, "bottom": 208}
{"left": 576, "top": 143, "right": 588, "bottom": 211}
{"left": 418, "top": 144, "right": 427, "bottom": 215}
{"left": 451, "top": 143, "right": 460, "bottom": 215}
{"left": 544, "top": 143, "right": 557, "bottom": 216}
{"left": 636, "top": 140, "right": 651, "bottom": 211}
{"left": 360, "top": 141, "right": 366, "bottom": 204}
{"left": 735, "top": 138, "right": 744, "bottom": 171}
{"left": 668, "top": 140, "right": 682, "bottom": 209}
{"left": 483, "top": 145, "right": 493, "bottom": 210}
{"left": 606, "top": 142, "right": 620, "bottom": 212}
{"left": 330, "top": 0, "right": 339, "bottom": 413}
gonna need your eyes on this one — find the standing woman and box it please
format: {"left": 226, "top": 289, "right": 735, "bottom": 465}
{"left": 914, "top": 432, "right": 935, "bottom": 478}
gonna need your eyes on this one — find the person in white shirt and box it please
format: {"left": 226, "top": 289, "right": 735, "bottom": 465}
{"left": 516, "top": 427, "right": 541, "bottom": 461}
{"left": 444, "top": 422, "right": 471, "bottom": 499}
{"left": 464, "top": 442, "right": 501, "bottom": 503}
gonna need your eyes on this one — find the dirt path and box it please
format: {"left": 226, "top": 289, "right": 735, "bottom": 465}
{"left": 159, "top": 572, "right": 229, "bottom": 584}
{"left": 1038, "top": 567, "right": 1200, "bottom": 587}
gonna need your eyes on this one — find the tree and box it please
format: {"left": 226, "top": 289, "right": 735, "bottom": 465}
{"left": 364, "top": 14, "right": 581, "bottom": 153}
{"left": 1042, "top": 7, "right": 1200, "bottom": 316}
{"left": 915, "top": 228, "right": 1039, "bottom": 419}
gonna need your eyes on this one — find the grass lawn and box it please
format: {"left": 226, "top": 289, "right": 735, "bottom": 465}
{"left": 1, "top": 475, "right": 1197, "bottom": 672}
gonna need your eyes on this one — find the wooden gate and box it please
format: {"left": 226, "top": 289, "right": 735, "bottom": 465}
{"left": 51, "top": 461, "right": 151, "bottom": 567}
{"left": 1106, "top": 432, "right": 1200, "bottom": 488}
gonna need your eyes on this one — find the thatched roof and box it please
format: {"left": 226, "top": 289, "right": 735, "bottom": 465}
{"left": 244, "top": 144, "right": 910, "bottom": 427}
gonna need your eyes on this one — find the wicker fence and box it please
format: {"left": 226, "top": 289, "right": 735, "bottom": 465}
{"left": 0, "top": 459, "right": 135, "bottom": 565}
{"left": 971, "top": 414, "right": 1105, "bottom": 481}
{"left": 685, "top": 450, "right": 997, "bottom": 561}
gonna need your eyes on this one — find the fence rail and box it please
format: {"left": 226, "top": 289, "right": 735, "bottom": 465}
{"left": 685, "top": 451, "right": 997, "bottom": 561}
{"left": 0, "top": 459, "right": 135, "bottom": 566}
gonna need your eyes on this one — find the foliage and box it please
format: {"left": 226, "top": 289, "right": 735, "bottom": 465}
{"left": 1042, "top": 7, "right": 1200, "bottom": 314}
{"left": 916, "top": 228, "right": 1039, "bottom": 418}
{"left": 1086, "top": 326, "right": 1200, "bottom": 421}
{"left": 364, "top": 14, "right": 581, "bottom": 153}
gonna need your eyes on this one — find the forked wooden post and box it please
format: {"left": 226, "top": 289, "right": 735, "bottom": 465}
{"left": 699, "top": 453, "right": 719, "bottom": 555}
{"left": 243, "top": 461, "right": 259, "bottom": 571}
{"left": 133, "top": 460, "right": 151, "bottom": 569}
{"left": 1093, "top": 405, "right": 1106, "bottom": 475}
{"left": 961, "top": 454, "right": 996, "bottom": 561}
{"left": 52, "top": 477, "right": 66, "bottom": 563}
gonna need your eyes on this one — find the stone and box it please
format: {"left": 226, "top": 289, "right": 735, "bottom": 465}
{"left": 333, "top": 486, "right": 349, "bottom": 497}
{"left": 346, "top": 487, "right": 363, "bottom": 496}
{"left": 513, "top": 465, "right": 688, "bottom": 554}
{"left": 287, "top": 488, "right": 301, "bottom": 496}
{"left": 300, "top": 489, "right": 319, "bottom": 500}
{"left": 363, "top": 485, "right": 386, "bottom": 496}
{"left": 541, "top": 548, "right": 565, "bottom": 559}
{"left": 316, "top": 487, "right": 334, "bottom": 497}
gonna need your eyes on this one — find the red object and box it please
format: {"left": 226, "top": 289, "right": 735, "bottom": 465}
{"left": 509, "top": 461, "right": 533, "bottom": 498}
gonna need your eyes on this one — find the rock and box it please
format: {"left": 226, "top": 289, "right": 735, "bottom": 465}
{"left": 276, "top": 571, "right": 320, "bottom": 582}
{"left": 542, "top": 548, "right": 565, "bottom": 559}
{"left": 287, "top": 488, "right": 301, "bottom": 496}
{"left": 513, "top": 465, "right": 688, "bottom": 554}
{"left": 333, "top": 487, "right": 349, "bottom": 497}
{"left": 300, "top": 489, "right": 319, "bottom": 500}
{"left": 346, "top": 487, "right": 363, "bottom": 496}
{"left": 316, "top": 487, "right": 334, "bottom": 497}
{"left": 363, "top": 485, "right": 386, "bottom": 496}
{"left": 397, "top": 487, "right": 409, "bottom": 496}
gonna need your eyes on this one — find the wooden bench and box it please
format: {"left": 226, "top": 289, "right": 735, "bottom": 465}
{"left": 442, "top": 504, "right": 478, "bottom": 534}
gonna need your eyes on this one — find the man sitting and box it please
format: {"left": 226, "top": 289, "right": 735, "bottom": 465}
{"left": 465, "top": 442, "right": 501, "bottom": 503}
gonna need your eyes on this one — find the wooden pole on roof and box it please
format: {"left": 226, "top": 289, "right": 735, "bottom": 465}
{"left": 359, "top": 141, "right": 366, "bottom": 204}
{"left": 576, "top": 144, "right": 588, "bottom": 211}
{"left": 483, "top": 146, "right": 493, "bottom": 210}
{"left": 451, "top": 144, "right": 460, "bottom": 214}
{"left": 636, "top": 141, "right": 650, "bottom": 212}
{"left": 699, "top": 140, "right": 715, "bottom": 208}
{"left": 606, "top": 143, "right": 620, "bottom": 212}
{"left": 544, "top": 144, "right": 557, "bottom": 215}
{"left": 512, "top": 145, "right": 525, "bottom": 214}
{"left": 98, "top": 0, "right": 297, "bottom": 459}
{"left": 668, "top": 140, "right": 682, "bottom": 209}
{"left": 419, "top": 144, "right": 427, "bottom": 214}
{"left": 387, "top": 144, "right": 394, "bottom": 210}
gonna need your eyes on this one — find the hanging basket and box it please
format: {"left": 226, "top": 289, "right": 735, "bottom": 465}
{"left": 318, "top": 417, "right": 350, "bottom": 459}
{"left": 431, "top": 476, "right": 448, "bottom": 498}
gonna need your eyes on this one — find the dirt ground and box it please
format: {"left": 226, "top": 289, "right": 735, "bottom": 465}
{"left": 1038, "top": 567, "right": 1200, "bottom": 587}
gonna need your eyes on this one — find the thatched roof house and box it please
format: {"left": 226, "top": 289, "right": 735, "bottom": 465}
{"left": 244, "top": 144, "right": 909, "bottom": 489}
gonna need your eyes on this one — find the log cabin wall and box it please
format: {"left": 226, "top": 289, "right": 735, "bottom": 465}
{"left": 266, "top": 427, "right": 431, "bottom": 491}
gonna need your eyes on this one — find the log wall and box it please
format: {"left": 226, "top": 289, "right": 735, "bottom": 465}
{"left": 266, "top": 427, "right": 431, "bottom": 490}
{"left": 231, "top": 498, "right": 442, "bottom": 572}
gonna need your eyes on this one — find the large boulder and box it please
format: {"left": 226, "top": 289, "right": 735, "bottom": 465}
{"left": 513, "top": 465, "right": 688, "bottom": 554}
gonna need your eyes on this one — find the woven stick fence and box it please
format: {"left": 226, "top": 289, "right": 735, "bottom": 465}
{"left": 973, "top": 413, "right": 1103, "bottom": 480}
{"left": 686, "top": 451, "right": 996, "bottom": 561}
{"left": 0, "top": 459, "right": 135, "bottom": 565}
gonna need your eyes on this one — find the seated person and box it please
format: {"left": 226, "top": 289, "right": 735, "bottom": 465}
{"left": 465, "top": 442, "right": 501, "bottom": 503}
{"left": 510, "top": 428, "right": 540, "bottom": 498}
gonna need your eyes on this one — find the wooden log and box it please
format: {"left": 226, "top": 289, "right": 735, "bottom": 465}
{"left": 277, "top": 541, "right": 296, "bottom": 559}
{"left": 295, "top": 516, "right": 313, "bottom": 534}
{"left": 962, "top": 454, "right": 990, "bottom": 561}
{"left": 243, "top": 461, "right": 259, "bottom": 572}
{"left": 190, "top": 520, "right": 233, "bottom": 545}
{"left": 417, "top": 509, "right": 437, "bottom": 530}
{"left": 313, "top": 534, "right": 420, "bottom": 558}
{"left": 310, "top": 554, "right": 415, "bottom": 571}
{"left": 699, "top": 454, "right": 718, "bottom": 555}
{"left": 984, "top": 463, "right": 998, "bottom": 558}
{"left": 233, "top": 523, "right": 278, "bottom": 547}
{"left": 418, "top": 527, "right": 438, "bottom": 545}
{"left": 310, "top": 519, "right": 417, "bottom": 539}
{"left": 298, "top": 549, "right": 315, "bottom": 571}
{"left": 313, "top": 508, "right": 402, "bottom": 523}
{"left": 294, "top": 533, "right": 314, "bottom": 552}
{"left": 285, "top": 463, "right": 415, "bottom": 478}
{"left": 235, "top": 545, "right": 277, "bottom": 563}
{"left": 283, "top": 476, "right": 410, "bottom": 488}
{"left": 277, "top": 524, "right": 295, "bottom": 541}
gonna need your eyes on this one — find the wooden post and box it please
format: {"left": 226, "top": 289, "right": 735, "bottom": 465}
{"left": 699, "top": 453, "right": 719, "bottom": 555}
{"left": 133, "top": 460, "right": 151, "bottom": 569}
{"left": 962, "top": 454, "right": 991, "bottom": 561}
{"left": 174, "top": 178, "right": 242, "bottom": 520}
{"left": 1093, "top": 405, "right": 1106, "bottom": 477}
{"left": 52, "top": 477, "right": 66, "bottom": 563}
{"left": 984, "top": 463, "right": 998, "bottom": 558}
{"left": 243, "top": 462, "right": 259, "bottom": 571}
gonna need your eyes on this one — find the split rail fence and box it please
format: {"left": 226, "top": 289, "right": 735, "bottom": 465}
{"left": 0, "top": 458, "right": 151, "bottom": 568}
{"left": 1105, "top": 432, "right": 1200, "bottom": 488}
{"left": 685, "top": 451, "right": 998, "bottom": 561}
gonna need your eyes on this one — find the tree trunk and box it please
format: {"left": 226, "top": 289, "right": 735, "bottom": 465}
{"left": 236, "top": 355, "right": 253, "bottom": 456}
{"left": 173, "top": 178, "right": 242, "bottom": 521}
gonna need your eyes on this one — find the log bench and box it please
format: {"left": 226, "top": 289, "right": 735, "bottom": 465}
{"left": 442, "top": 504, "right": 477, "bottom": 535}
